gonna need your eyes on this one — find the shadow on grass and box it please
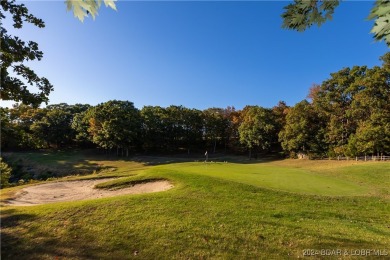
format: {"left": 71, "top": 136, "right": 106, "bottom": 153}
{"left": 308, "top": 234, "right": 389, "bottom": 249}
{"left": 131, "top": 154, "right": 285, "bottom": 166}
{"left": 1, "top": 208, "right": 109, "bottom": 260}
{"left": 3, "top": 151, "right": 117, "bottom": 182}
{"left": 71, "top": 148, "right": 285, "bottom": 166}
{"left": 133, "top": 156, "right": 194, "bottom": 166}
{"left": 3, "top": 149, "right": 285, "bottom": 178}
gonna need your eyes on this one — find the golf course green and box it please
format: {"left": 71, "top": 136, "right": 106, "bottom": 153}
{"left": 1, "top": 152, "right": 389, "bottom": 259}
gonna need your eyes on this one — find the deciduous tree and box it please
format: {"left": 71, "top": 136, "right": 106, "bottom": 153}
{"left": 88, "top": 100, "right": 141, "bottom": 156}
{"left": 203, "top": 108, "right": 229, "bottom": 153}
{"left": 141, "top": 106, "right": 169, "bottom": 152}
{"left": 30, "top": 105, "right": 74, "bottom": 148}
{"left": 239, "top": 106, "right": 276, "bottom": 159}
{"left": 279, "top": 100, "right": 326, "bottom": 158}
{"left": 310, "top": 66, "right": 367, "bottom": 156}
{"left": 1, "top": 0, "right": 53, "bottom": 107}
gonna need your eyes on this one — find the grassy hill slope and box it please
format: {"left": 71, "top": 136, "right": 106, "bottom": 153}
{"left": 1, "top": 152, "right": 389, "bottom": 259}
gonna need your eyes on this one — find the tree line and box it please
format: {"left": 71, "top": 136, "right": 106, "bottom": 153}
{"left": 1, "top": 53, "right": 389, "bottom": 159}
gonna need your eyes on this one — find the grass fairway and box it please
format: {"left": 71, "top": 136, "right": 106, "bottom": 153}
{"left": 1, "top": 152, "right": 389, "bottom": 259}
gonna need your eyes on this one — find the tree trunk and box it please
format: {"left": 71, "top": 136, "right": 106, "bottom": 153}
{"left": 213, "top": 139, "right": 217, "bottom": 153}
{"left": 126, "top": 148, "right": 129, "bottom": 157}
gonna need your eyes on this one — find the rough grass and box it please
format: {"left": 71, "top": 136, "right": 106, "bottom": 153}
{"left": 1, "top": 152, "right": 389, "bottom": 259}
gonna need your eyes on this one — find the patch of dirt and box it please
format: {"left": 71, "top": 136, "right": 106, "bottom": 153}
{"left": 6, "top": 178, "right": 173, "bottom": 206}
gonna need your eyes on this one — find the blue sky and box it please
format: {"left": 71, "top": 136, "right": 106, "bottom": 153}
{"left": 2, "top": 1, "right": 388, "bottom": 110}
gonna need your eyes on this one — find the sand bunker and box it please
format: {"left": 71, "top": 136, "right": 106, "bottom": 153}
{"left": 6, "top": 178, "right": 173, "bottom": 206}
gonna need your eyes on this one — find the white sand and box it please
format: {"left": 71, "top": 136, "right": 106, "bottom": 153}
{"left": 6, "top": 178, "right": 173, "bottom": 206}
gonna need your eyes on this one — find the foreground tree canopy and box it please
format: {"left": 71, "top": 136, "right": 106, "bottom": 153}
{"left": 65, "top": 0, "right": 117, "bottom": 21}
{"left": 1, "top": 1, "right": 387, "bottom": 108}
{"left": 2, "top": 54, "right": 389, "bottom": 158}
{"left": 282, "top": 0, "right": 390, "bottom": 46}
{"left": 66, "top": 0, "right": 390, "bottom": 46}
{"left": 0, "top": 0, "right": 53, "bottom": 107}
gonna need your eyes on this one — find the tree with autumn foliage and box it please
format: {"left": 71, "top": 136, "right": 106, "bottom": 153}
{"left": 310, "top": 66, "right": 366, "bottom": 156}
{"left": 309, "top": 53, "right": 390, "bottom": 157}
{"left": 346, "top": 58, "right": 390, "bottom": 156}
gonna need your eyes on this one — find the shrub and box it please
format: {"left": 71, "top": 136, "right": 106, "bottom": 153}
{"left": 0, "top": 157, "right": 12, "bottom": 188}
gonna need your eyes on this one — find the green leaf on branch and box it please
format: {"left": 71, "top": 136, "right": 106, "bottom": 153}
{"left": 368, "top": 1, "right": 390, "bottom": 46}
{"left": 65, "top": 0, "right": 117, "bottom": 22}
{"left": 104, "top": 0, "right": 117, "bottom": 11}
{"left": 281, "top": 0, "right": 340, "bottom": 32}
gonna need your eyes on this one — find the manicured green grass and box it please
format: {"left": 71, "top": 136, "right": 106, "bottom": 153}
{"left": 156, "top": 162, "right": 369, "bottom": 196}
{"left": 271, "top": 160, "right": 390, "bottom": 198}
{"left": 1, "top": 152, "right": 389, "bottom": 259}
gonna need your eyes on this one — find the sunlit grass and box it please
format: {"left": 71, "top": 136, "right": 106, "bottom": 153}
{"left": 155, "top": 162, "right": 369, "bottom": 196}
{"left": 1, "top": 152, "right": 389, "bottom": 259}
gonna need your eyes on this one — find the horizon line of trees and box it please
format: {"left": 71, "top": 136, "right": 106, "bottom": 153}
{"left": 1, "top": 54, "right": 389, "bottom": 159}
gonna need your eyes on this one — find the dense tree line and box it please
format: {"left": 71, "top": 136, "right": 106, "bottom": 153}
{"left": 1, "top": 54, "right": 389, "bottom": 158}
{"left": 1, "top": 102, "right": 243, "bottom": 155}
